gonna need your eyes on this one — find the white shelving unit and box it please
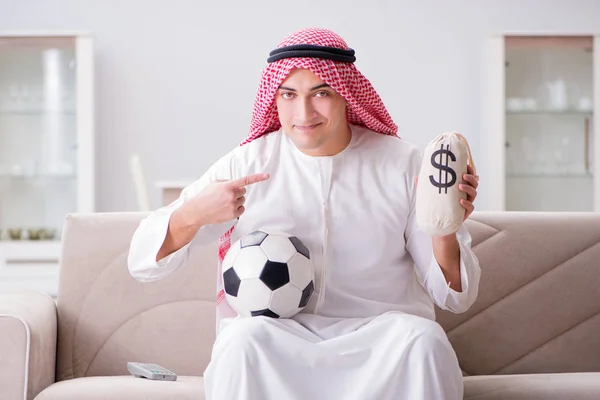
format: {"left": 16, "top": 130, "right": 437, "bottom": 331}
{"left": 482, "top": 34, "right": 600, "bottom": 212}
{"left": 0, "top": 32, "right": 95, "bottom": 297}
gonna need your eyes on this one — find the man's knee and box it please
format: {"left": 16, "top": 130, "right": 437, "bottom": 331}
{"left": 215, "top": 316, "right": 274, "bottom": 354}
{"left": 385, "top": 314, "right": 452, "bottom": 353}
{"left": 404, "top": 318, "right": 460, "bottom": 373}
{"left": 414, "top": 318, "right": 449, "bottom": 345}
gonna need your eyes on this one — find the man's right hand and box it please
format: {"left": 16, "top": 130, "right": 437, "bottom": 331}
{"left": 182, "top": 173, "right": 270, "bottom": 227}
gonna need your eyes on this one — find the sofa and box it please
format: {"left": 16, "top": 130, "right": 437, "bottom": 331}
{"left": 1, "top": 211, "right": 600, "bottom": 400}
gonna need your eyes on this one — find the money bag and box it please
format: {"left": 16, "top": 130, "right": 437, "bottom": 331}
{"left": 416, "top": 132, "right": 476, "bottom": 236}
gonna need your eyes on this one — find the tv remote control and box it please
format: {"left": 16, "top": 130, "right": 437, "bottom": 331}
{"left": 127, "top": 362, "right": 177, "bottom": 381}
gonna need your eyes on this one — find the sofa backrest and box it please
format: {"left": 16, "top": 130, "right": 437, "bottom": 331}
{"left": 56, "top": 212, "right": 218, "bottom": 381}
{"left": 436, "top": 211, "right": 600, "bottom": 376}
{"left": 55, "top": 211, "right": 600, "bottom": 380}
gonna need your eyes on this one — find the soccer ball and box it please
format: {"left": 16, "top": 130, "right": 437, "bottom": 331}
{"left": 221, "top": 230, "right": 315, "bottom": 319}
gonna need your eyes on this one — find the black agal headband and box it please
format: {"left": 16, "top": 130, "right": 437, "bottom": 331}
{"left": 267, "top": 44, "right": 356, "bottom": 63}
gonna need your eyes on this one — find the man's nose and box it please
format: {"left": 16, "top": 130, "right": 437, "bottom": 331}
{"left": 297, "top": 97, "right": 317, "bottom": 121}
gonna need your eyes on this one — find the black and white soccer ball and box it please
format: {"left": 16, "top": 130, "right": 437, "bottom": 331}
{"left": 222, "top": 230, "right": 315, "bottom": 319}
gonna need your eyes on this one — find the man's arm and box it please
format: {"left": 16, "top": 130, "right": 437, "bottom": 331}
{"left": 432, "top": 234, "right": 462, "bottom": 292}
{"left": 432, "top": 164, "right": 479, "bottom": 291}
{"left": 128, "top": 150, "right": 238, "bottom": 282}
{"left": 405, "top": 160, "right": 481, "bottom": 313}
{"left": 155, "top": 173, "right": 269, "bottom": 262}
{"left": 156, "top": 202, "right": 206, "bottom": 262}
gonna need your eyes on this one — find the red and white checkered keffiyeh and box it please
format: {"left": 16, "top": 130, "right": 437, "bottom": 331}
{"left": 215, "top": 28, "right": 398, "bottom": 322}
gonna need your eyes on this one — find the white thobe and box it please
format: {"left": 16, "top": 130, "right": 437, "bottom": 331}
{"left": 128, "top": 124, "right": 481, "bottom": 400}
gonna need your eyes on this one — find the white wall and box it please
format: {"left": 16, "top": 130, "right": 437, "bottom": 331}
{"left": 1, "top": 0, "right": 600, "bottom": 212}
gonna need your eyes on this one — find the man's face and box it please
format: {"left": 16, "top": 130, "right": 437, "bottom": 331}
{"left": 275, "top": 68, "right": 349, "bottom": 156}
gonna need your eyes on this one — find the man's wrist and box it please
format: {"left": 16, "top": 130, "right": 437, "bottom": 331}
{"left": 433, "top": 232, "right": 458, "bottom": 244}
{"left": 432, "top": 232, "right": 462, "bottom": 289}
{"left": 174, "top": 203, "right": 205, "bottom": 231}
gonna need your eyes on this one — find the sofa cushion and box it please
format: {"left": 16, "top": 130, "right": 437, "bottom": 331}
{"left": 464, "top": 372, "right": 600, "bottom": 399}
{"left": 33, "top": 372, "right": 600, "bottom": 399}
{"left": 34, "top": 376, "right": 204, "bottom": 400}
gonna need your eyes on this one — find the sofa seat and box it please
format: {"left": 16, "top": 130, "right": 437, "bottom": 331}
{"left": 34, "top": 376, "right": 205, "bottom": 400}
{"left": 33, "top": 372, "right": 600, "bottom": 400}
{"left": 464, "top": 372, "right": 600, "bottom": 400}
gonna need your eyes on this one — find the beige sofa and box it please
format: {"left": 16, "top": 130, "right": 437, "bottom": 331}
{"left": 1, "top": 211, "right": 600, "bottom": 400}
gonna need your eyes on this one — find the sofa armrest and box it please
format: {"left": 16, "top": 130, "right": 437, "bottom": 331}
{"left": 0, "top": 290, "right": 57, "bottom": 400}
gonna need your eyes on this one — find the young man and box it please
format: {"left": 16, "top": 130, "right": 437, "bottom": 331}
{"left": 128, "top": 27, "right": 481, "bottom": 400}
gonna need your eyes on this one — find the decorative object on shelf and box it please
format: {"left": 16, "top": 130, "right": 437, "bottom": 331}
{"left": 578, "top": 97, "right": 593, "bottom": 112}
{"left": 28, "top": 228, "right": 42, "bottom": 240}
{"left": 506, "top": 97, "right": 538, "bottom": 111}
{"left": 546, "top": 79, "right": 568, "bottom": 111}
{"left": 130, "top": 153, "right": 151, "bottom": 211}
{"left": 8, "top": 228, "right": 22, "bottom": 240}
{"left": 40, "top": 228, "right": 56, "bottom": 240}
{"left": 523, "top": 98, "right": 538, "bottom": 110}
{"left": 506, "top": 97, "right": 524, "bottom": 111}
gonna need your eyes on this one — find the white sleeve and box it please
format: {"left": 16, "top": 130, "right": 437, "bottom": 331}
{"left": 127, "top": 151, "right": 239, "bottom": 282}
{"left": 404, "top": 153, "right": 481, "bottom": 313}
{"left": 405, "top": 204, "right": 481, "bottom": 313}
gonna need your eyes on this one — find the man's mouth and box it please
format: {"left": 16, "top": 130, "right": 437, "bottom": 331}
{"left": 295, "top": 123, "right": 321, "bottom": 131}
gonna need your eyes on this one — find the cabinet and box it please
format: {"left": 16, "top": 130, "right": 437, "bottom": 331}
{"left": 0, "top": 33, "right": 95, "bottom": 296}
{"left": 483, "top": 35, "right": 600, "bottom": 212}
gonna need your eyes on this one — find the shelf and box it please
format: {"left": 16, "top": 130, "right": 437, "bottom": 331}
{"left": 506, "top": 172, "right": 593, "bottom": 178}
{"left": 155, "top": 180, "right": 194, "bottom": 189}
{"left": 0, "top": 240, "right": 61, "bottom": 262}
{"left": 506, "top": 109, "right": 593, "bottom": 116}
{"left": 0, "top": 171, "right": 75, "bottom": 179}
{"left": 0, "top": 265, "right": 59, "bottom": 297}
{"left": 0, "top": 111, "right": 76, "bottom": 116}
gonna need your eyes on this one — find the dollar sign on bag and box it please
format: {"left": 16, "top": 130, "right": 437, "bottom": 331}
{"left": 429, "top": 143, "right": 456, "bottom": 194}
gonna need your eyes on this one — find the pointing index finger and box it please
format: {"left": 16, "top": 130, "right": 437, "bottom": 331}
{"left": 228, "top": 173, "right": 270, "bottom": 188}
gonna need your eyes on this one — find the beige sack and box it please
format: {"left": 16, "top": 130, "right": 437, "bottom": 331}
{"left": 416, "top": 132, "right": 476, "bottom": 236}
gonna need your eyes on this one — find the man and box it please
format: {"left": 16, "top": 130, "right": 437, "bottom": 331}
{"left": 128, "top": 27, "right": 481, "bottom": 400}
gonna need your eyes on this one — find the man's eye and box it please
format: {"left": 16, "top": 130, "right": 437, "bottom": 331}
{"left": 281, "top": 92, "right": 295, "bottom": 99}
{"left": 315, "top": 91, "right": 329, "bottom": 97}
